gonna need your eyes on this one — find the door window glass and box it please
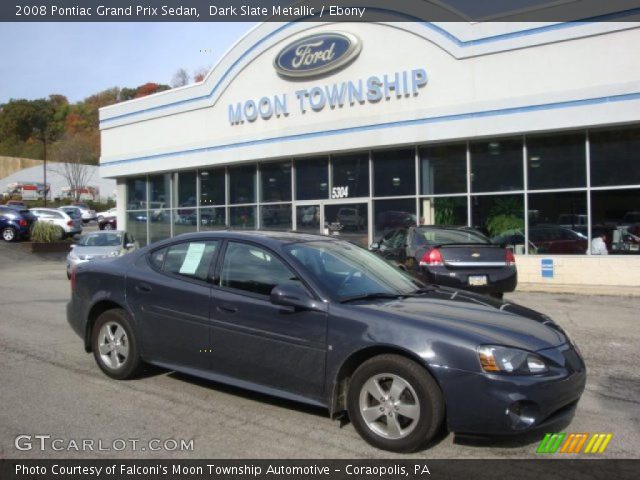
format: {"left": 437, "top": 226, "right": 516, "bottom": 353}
{"left": 220, "top": 242, "right": 298, "bottom": 296}
{"left": 150, "top": 241, "right": 219, "bottom": 281}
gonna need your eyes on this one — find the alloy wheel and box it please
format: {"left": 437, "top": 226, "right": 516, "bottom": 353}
{"left": 97, "top": 321, "right": 129, "bottom": 370}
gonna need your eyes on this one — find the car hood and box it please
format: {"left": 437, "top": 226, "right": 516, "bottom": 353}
{"left": 352, "top": 287, "right": 566, "bottom": 351}
{"left": 71, "top": 246, "right": 120, "bottom": 257}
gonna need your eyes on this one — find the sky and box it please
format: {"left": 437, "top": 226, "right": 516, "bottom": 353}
{"left": 0, "top": 22, "right": 256, "bottom": 104}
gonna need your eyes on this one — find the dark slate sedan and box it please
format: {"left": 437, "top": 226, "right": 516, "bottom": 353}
{"left": 67, "top": 231, "right": 585, "bottom": 452}
{"left": 371, "top": 226, "right": 517, "bottom": 298}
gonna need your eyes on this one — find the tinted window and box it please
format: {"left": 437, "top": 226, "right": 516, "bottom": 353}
{"left": 332, "top": 152, "right": 369, "bottom": 198}
{"left": 261, "top": 161, "right": 291, "bottom": 202}
{"left": 220, "top": 242, "right": 297, "bottom": 296}
{"left": 229, "top": 165, "right": 256, "bottom": 204}
{"left": 295, "top": 157, "right": 328, "bottom": 200}
{"left": 151, "top": 241, "right": 219, "bottom": 281}
{"left": 374, "top": 198, "right": 416, "bottom": 239}
{"left": 373, "top": 149, "right": 416, "bottom": 197}
{"left": 527, "top": 132, "right": 585, "bottom": 190}
{"left": 175, "top": 171, "right": 197, "bottom": 207}
{"left": 420, "top": 143, "right": 467, "bottom": 194}
{"left": 127, "top": 177, "right": 146, "bottom": 210}
{"left": 416, "top": 228, "right": 490, "bottom": 245}
{"left": 149, "top": 174, "right": 170, "bottom": 205}
{"left": 470, "top": 138, "right": 523, "bottom": 192}
{"left": 200, "top": 169, "right": 225, "bottom": 206}
{"left": 590, "top": 126, "right": 640, "bottom": 187}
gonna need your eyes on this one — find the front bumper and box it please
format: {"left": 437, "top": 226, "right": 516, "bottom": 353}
{"left": 433, "top": 343, "right": 586, "bottom": 435}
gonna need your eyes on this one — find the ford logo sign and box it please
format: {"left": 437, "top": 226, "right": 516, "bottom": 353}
{"left": 274, "top": 32, "right": 362, "bottom": 78}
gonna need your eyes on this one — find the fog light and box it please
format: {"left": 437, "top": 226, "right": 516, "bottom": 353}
{"left": 506, "top": 401, "right": 539, "bottom": 430}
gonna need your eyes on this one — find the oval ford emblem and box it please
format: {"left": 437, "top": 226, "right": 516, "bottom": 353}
{"left": 274, "top": 32, "right": 362, "bottom": 78}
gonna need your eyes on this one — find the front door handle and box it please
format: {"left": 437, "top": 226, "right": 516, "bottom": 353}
{"left": 217, "top": 304, "right": 238, "bottom": 314}
{"left": 135, "top": 283, "right": 152, "bottom": 293}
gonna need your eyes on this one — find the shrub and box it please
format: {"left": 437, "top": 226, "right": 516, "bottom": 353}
{"left": 31, "top": 221, "right": 64, "bottom": 243}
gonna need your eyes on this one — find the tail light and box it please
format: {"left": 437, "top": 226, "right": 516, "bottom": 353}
{"left": 505, "top": 249, "right": 516, "bottom": 266}
{"left": 67, "top": 220, "right": 73, "bottom": 226}
{"left": 420, "top": 247, "right": 444, "bottom": 266}
{"left": 70, "top": 268, "right": 77, "bottom": 291}
{"left": 19, "top": 219, "right": 27, "bottom": 227}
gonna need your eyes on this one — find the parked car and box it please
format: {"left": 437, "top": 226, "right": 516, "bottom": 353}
{"left": 0, "top": 206, "right": 36, "bottom": 242}
{"left": 58, "top": 206, "right": 84, "bottom": 224}
{"left": 66, "top": 230, "right": 138, "bottom": 279}
{"left": 99, "top": 216, "right": 117, "bottom": 230}
{"left": 336, "top": 207, "right": 365, "bottom": 229}
{"left": 96, "top": 207, "right": 117, "bottom": 222}
{"left": 70, "top": 202, "right": 97, "bottom": 224}
{"left": 68, "top": 231, "right": 585, "bottom": 452}
{"left": 377, "top": 210, "right": 417, "bottom": 231}
{"left": 4, "top": 200, "right": 28, "bottom": 211}
{"left": 31, "top": 208, "right": 82, "bottom": 239}
{"left": 370, "top": 226, "right": 517, "bottom": 298}
{"left": 494, "top": 226, "right": 588, "bottom": 254}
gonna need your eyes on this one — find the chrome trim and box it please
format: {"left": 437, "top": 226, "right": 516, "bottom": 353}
{"left": 444, "top": 261, "right": 507, "bottom": 267}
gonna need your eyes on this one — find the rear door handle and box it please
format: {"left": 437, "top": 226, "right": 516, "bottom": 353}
{"left": 135, "top": 283, "right": 152, "bottom": 293}
{"left": 217, "top": 304, "right": 238, "bottom": 314}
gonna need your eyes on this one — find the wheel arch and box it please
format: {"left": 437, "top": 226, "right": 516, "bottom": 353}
{"left": 84, "top": 300, "right": 128, "bottom": 352}
{"left": 329, "top": 345, "right": 442, "bottom": 418}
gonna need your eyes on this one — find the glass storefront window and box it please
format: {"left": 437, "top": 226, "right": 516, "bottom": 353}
{"left": 173, "top": 208, "right": 198, "bottom": 236}
{"left": 229, "top": 165, "right": 256, "bottom": 204}
{"left": 200, "top": 207, "right": 227, "bottom": 230}
{"left": 591, "top": 189, "right": 640, "bottom": 255}
{"left": 471, "top": 138, "right": 523, "bottom": 192}
{"left": 260, "top": 204, "right": 292, "bottom": 231}
{"left": 126, "top": 212, "right": 147, "bottom": 247}
{"left": 324, "top": 203, "right": 369, "bottom": 247}
{"left": 126, "top": 177, "right": 146, "bottom": 210}
{"left": 332, "top": 152, "right": 369, "bottom": 198}
{"left": 261, "top": 161, "right": 291, "bottom": 202}
{"left": 149, "top": 174, "right": 170, "bottom": 206}
{"left": 229, "top": 206, "right": 256, "bottom": 229}
{"left": 200, "top": 168, "right": 225, "bottom": 206}
{"left": 373, "top": 198, "right": 416, "bottom": 239}
{"left": 420, "top": 143, "right": 467, "bottom": 195}
{"left": 527, "top": 132, "right": 586, "bottom": 190}
{"left": 528, "top": 191, "right": 587, "bottom": 255}
{"left": 174, "top": 171, "right": 197, "bottom": 208}
{"left": 590, "top": 126, "right": 640, "bottom": 187}
{"left": 471, "top": 194, "right": 524, "bottom": 242}
{"left": 149, "top": 209, "right": 172, "bottom": 244}
{"left": 296, "top": 205, "right": 320, "bottom": 234}
{"left": 373, "top": 148, "right": 416, "bottom": 197}
{"left": 420, "top": 197, "right": 467, "bottom": 226}
{"left": 295, "top": 157, "right": 328, "bottom": 200}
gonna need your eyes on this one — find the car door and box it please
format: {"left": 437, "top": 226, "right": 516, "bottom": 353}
{"left": 208, "top": 240, "right": 328, "bottom": 400}
{"left": 126, "top": 239, "right": 220, "bottom": 371}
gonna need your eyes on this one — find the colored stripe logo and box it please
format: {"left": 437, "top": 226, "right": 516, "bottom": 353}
{"left": 537, "top": 433, "right": 613, "bottom": 454}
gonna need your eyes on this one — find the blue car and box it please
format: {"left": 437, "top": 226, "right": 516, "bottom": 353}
{"left": 68, "top": 231, "right": 586, "bottom": 452}
{"left": 0, "top": 206, "right": 36, "bottom": 242}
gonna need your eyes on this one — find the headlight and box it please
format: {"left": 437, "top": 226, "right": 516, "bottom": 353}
{"left": 477, "top": 346, "right": 548, "bottom": 375}
{"left": 107, "top": 250, "right": 120, "bottom": 257}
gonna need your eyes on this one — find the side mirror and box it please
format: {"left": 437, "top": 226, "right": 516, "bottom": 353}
{"left": 125, "top": 243, "right": 135, "bottom": 249}
{"left": 270, "top": 283, "right": 326, "bottom": 312}
{"left": 370, "top": 242, "right": 380, "bottom": 250}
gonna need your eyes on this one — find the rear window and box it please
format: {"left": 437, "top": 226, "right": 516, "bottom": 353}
{"left": 417, "top": 228, "right": 490, "bottom": 245}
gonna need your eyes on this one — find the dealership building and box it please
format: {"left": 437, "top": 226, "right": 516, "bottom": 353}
{"left": 99, "top": 19, "right": 640, "bottom": 293}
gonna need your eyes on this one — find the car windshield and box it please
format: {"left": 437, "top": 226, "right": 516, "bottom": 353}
{"left": 416, "top": 228, "right": 490, "bottom": 245}
{"left": 77, "top": 233, "right": 122, "bottom": 247}
{"left": 285, "top": 240, "right": 421, "bottom": 301}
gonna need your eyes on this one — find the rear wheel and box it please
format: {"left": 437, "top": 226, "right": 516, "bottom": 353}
{"left": 2, "top": 226, "right": 16, "bottom": 242}
{"left": 347, "top": 354, "right": 444, "bottom": 452}
{"left": 104, "top": 223, "right": 114, "bottom": 230}
{"left": 91, "top": 309, "right": 142, "bottom": 379}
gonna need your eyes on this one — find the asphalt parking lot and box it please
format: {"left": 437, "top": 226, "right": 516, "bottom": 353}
{"left": 0, "top": 238, "right": 638, "bottom": 459}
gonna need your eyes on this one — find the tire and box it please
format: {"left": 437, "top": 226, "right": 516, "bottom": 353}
{"left": 104, "top": 223, "right": 114, "bottom": 230}
{"left": 2, "top": 226, "right": 16, "bottom": 242}
{"left": 91, "top": 309, "right": 143, "bottom": 380}
{"left": 347, "top": 354, "right": 445, "bottom": 452}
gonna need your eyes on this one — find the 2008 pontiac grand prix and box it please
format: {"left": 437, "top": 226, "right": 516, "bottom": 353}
{"left": 67, "top": 231, "right": 586, "bottom": 452}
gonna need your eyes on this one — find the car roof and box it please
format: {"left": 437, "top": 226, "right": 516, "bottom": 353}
{"left": 166, "top": 230, "right": 342, "bottom": 246}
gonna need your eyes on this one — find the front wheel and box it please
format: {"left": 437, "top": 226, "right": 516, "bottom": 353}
{"left": 347, "top": 354, "right": 444, "bottom": 452}
{"left": 103, "top": 223, "right": 114, "bottom": 230}
{"left": 91, "top": 309, "right": 142, "bottom": 379}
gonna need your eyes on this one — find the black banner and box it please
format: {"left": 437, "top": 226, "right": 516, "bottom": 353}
{"left": 1, "top": 460, "right": 639, "bottom": 480}
{"left": 3, "top": 0, "right": 640, "bottom": 22}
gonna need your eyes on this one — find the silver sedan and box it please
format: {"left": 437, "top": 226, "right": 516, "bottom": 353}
{"left": 66, "top": 231, "right": 138, "bottom": 279}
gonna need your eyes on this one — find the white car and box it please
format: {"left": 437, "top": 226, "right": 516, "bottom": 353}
{"left": 31, "top": 208, "right": 82, "bottom": 239}
{"left": 70, "top": 203, "right": 97, "bottom": 223}
{"left": 96, "top": 207, "right": 117, "bottom": 222}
